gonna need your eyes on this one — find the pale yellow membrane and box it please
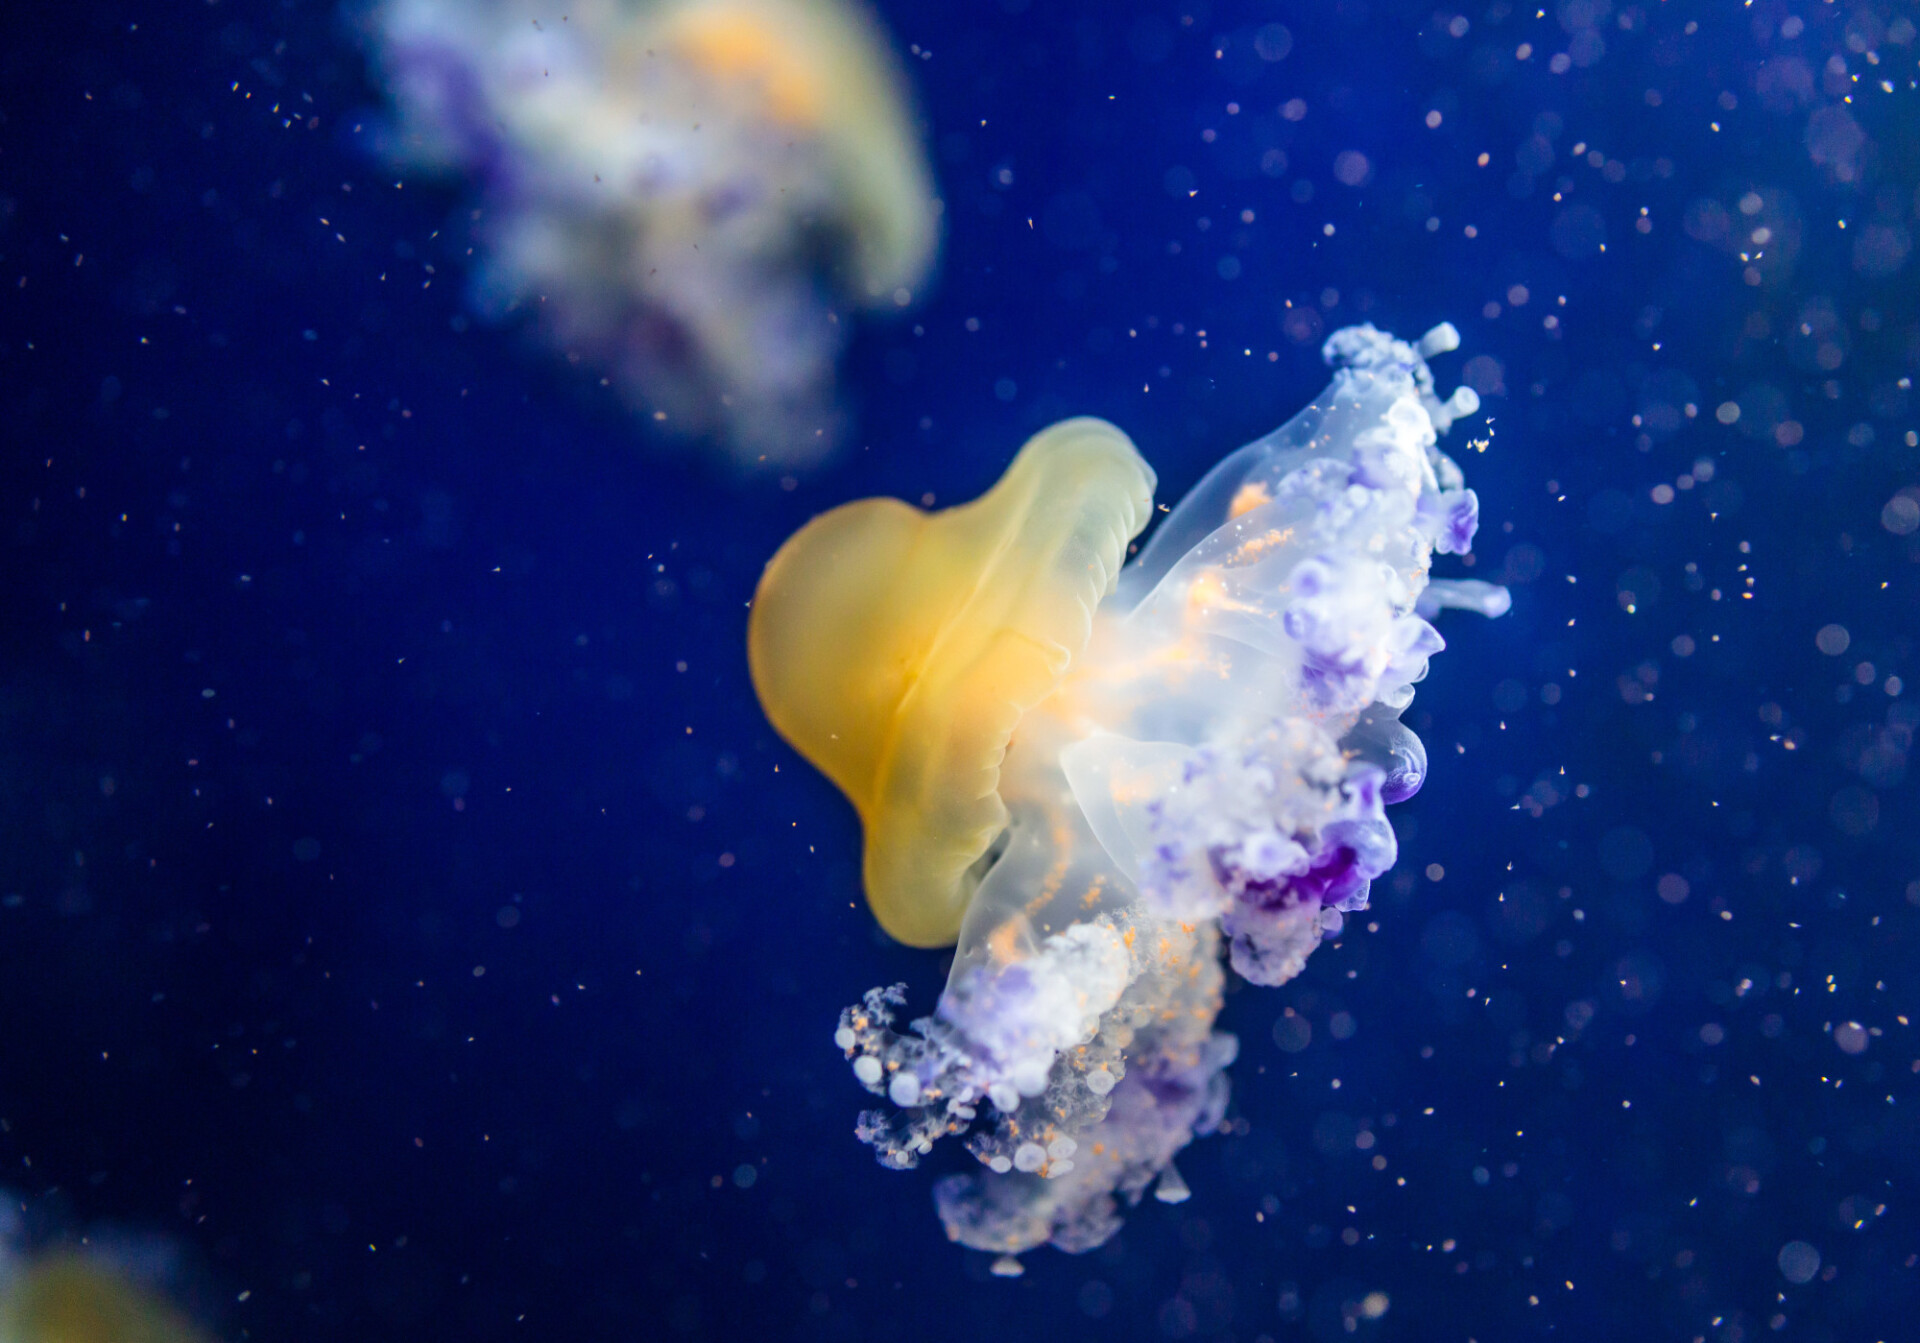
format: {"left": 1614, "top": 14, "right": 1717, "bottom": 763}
{"left": 0, "top": 1257, "right": 210, "bottom": 1343}
{"left": 659, "top": 0, "right": 938, "bottom": 301}
{"left": 749, "top": 419, "right": 1155, "bottom": 947}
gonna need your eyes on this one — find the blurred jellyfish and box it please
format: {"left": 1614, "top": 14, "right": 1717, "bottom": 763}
{"left": 363, "top": 0, "right": 939, "bottom": 466}
{"left": 0, "top": 1200, "right": 211, "bottom": 1343}
{"left": 0, "top": 1257, "right": 213, "bottom": 1343}
{"left": 750, "top": 323, "right": 1507, "bottom": 1257}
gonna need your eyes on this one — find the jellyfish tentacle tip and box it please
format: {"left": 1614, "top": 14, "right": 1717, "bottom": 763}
{"left": 1417, "top": 320, "right": 1463, "bottom": 356}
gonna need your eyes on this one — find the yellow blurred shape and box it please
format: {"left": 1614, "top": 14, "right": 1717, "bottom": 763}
{"left": 749, "top": 418, "right": 1153, "bottom": 947}
{"left": 667, "top": 5, "right": 826, "bottom": 127}
{"left": 658, "top": 0, "right": 935, "bottom": 300}
{"left": 0, "top": 1256, "right": 209, "bottom": 1343}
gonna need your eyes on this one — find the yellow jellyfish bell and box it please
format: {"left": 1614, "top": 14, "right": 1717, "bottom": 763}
{"left": 0, "top": 1255, "right": 211, "bottom": 1343}
{"left": 749, "top": 418, "right": 1155, "bottom": 947}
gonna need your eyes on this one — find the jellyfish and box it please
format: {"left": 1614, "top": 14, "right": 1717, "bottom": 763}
{"left": 363, "top": 0, "right": 939, "bottom": 466}
{"left": 749, "top": 323, "right": 1508, "bottom": 1259}
{"left": 0, "top": 1255, "right": 211, "bottom": 1343}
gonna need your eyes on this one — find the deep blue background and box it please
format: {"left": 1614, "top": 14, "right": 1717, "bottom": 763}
{"left": 3, "top": 1, "right": 1918, "bottom": 1339}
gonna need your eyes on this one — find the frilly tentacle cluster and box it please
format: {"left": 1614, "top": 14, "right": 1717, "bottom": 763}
{"left": 1139, "top": 729, "right": 1397, "bottom": 989}
{"left": 838, "top": 323, "right": 1508, "bottom": 1260}
{"left": 838, "top": 917, "right": 1235, "bottom": 1257}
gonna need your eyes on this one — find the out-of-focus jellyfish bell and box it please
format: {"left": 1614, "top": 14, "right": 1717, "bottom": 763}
{"left": 752, "top": 323, "right": 1507, "bottom": 1258}
{"left": 364, "top": 0, "right": 939, "bottom": 466}
{"left": 0, "top": 1254, "right": 211, "bottom": 1343}
{"left": 749, "top": 418, "right": 1154, "bottom": 947}
{"left": 656, "top": 0, "right": 936, "bottom": 304}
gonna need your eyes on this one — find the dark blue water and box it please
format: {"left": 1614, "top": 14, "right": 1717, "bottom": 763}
{"left": 3, "top": 1, "right": 1917, "bottom": 1339}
